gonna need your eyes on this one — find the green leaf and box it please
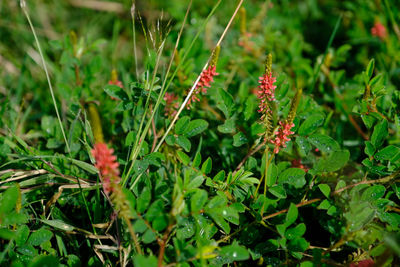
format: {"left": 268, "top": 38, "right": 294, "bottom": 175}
{"left": 177, "top": 151, "right": 190, "bottom": 165}
{"left": 201, "top": 157, "right": 212, "bottom": 175}
{"left": 28, "top": 228, "right": 53, "bottom": 246}
{"left": 219, "top": 242, "right": 249, "bottom": 262}
{"left": 375, "top": 145, "right": 400, "bottom": 161}
{"left": 39, "top": 219, "right": 74, "bottom": 231}
{"left": 133, "top": 219, "right": 148, "bottom": 234}
{"left": 218, "top": 118, "right": 236, "bottom": 133}
{"left": 16, "top": 225, "right": 30, "bottom": 246}
{"left": 361, "top": 185, "right": 385, "bottom": 201}
{"left": 191, "top": 189, "right": 208, "bottom": 213}
{"left": 137, "top": 187, "right": 151, "bottom": 213}
{"left": 268, "top": 185, "right": 287, "bottom": 199}
{"left": 146, "top": 200, "right": 164, "bottom": 222}
{"left": 176, "top": 218, "right": 195, "bottom": 239}
{"left": 298, "top": 114, "right": 324, "bottom": 135}
{"left": 0, "top": 184, "right": 19, "bottom": 216}
{"left": 221, "top": 207, "right": 239, "bottom": 225}
{"left": 165, "top": 135, "right": 175, "bottom": 146}
{"left": 176, "top": 135, "right": 191, "bottom": 152}
{"left": 142, "top": 228, "right": 156, "bottom": 244}
{"left": 266, "top": 163, "right": 278, "bottom": 187}
{"left": 183, "top": 119, "right": 208, "bottom": 137}
{"left": 193, "top": 151, "right": 202, "bottom": 168}
{"left": 308, "top": 133, "right": 340, "bottom": 153}
{"left": 285, "top": 203, "right": 298, "bottom": 227}
{"left": 300, "top": 262, "right": 314, "bottom": 267}
{"left": 0, "top": 228, "right": 15, "bottom": 240}
{"left": 175, "top": 116, "right": 190, "bottom": 135}
{"left": 361, "top": 114, "right": 376, "bottom": 129}
{"left": 288, "top": 237, "right": 309, "bottom": 252}
{"left": 209, "top": 211, "right": 230, "bottom": 233}
{"left": 186, "top": 175, "right": 205, "bottom": 190}
{"left": 316, "top": 150, "right": 350, "bottom": 172}
{"left": 134, "top": 255, "right": 157, "bottom": 267}
{"left": 371, "top": 119, "right": 388, "bottom": 148}
{"left": 104, "top": 84, "right": 129, "bottom": 101}
{"left": 244, "top": 97, "right": 256, "bottom": 121}
{"left": 296, "top": 136, "right": 311, "bottom": 156}
{"left": 318, "top": 184, "right": 331, "bottom": 198}
{"left": 71, "top": 159, "right": 98, "bottom": 174}
{"left": 317, "top": 199, "right": 331, "bottom": 210}
{"left": 125, "top": 131, "right": 135, "bottom": 146}
{"left": 366, "top": 58, "right": 375, "bottom": 79}
{"left": 213, "top": 170, "right": 225, "bottom": 182}
{"left": 276, "top": 224, "right": 286, "bottom": 237}
{"left": 28, "top": 255, "right": 60, "bottom": 267}
{"left": 364, "top": 141, "right": 375, "bottom": 157}
{"left": 285, "top": 223, "right": 306, "bottom": 240}
{"left": 233, "top": 132, "right": 248, "bottom": 147}
{"left": 216, "top": 88, "right": 234, "bottom": 118}
{"left": 278, "top": 168, "right": 306, "bottom": 189}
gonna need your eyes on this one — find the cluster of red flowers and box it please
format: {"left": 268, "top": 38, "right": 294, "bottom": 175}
{"left": 238, "top": 32, "right": 256, "bottom": 53}
{"left": 91, "top": 143, "right": 120, "bottom": 194}
{"left": 349, "top": 259, "right": 374, "bottom": 267}
{"left": 371, "top": 21, "right": 387, "bottom": 40}
{"left": 257, "top": 72, "right": 276, "bottom": 117}
{"left": 108, "top": 69, "right": 123, "bottom": 100}
{"left": 163, "top": 92, "right": 179, "bottom": 117}
{"left": 187, "top": 65, "right": 219, "bottom": 108}
{"left": 270, "top": 121, "right": 295, "bottom": 154}
{"left": 291, "top": 159, "right": 308, "bottom": 172}
{"left": 108, "top": 79, "right": 123, "bottom": 88}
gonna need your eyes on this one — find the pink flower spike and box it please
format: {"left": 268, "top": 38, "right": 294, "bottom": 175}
{"left": 91, "top": 143, "right": 121, "bottom": 194}
{"left": 186, "top": 64, "right": 219, "bottom": 109}
{"left": 108, "top": 80, "right": 123, "bottom": 89}
{"left": 270, "top": 122, "right": 295, "bottom": 154}
{"left": 371, "top": 22, "right": 387, "bottom": 40}
{"left": 163, "top": 92, "right": 179, "bottom": 117}
{"left": 256, "top": 72, "right": 277, "bottom": 117}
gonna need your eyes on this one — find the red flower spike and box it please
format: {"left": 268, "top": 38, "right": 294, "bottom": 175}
{"left": 257, "top": 72, "right": 277, "bottom": 116}
{"left": 270, "top": 121, "right": 295, "bottom": 154}
{"left": 371, "top": 22, "right": 387, "bottom": 40}
{"left": 91, "top": 143, "right": 121, "bottom": 195}
{"left": 187, "top": 65, "right": 219, "bottom": 109}
{"left": 164, "top": 92, "right": 179, "bottom": 117}
{"left": 349, "top": 259, "right": 374, "bottom": 267}
{"left": 108, "top": 80, "right": 123, "bottom": 89}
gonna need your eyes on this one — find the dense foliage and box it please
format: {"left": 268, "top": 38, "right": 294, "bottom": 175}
{"left": 1, "top": 0, "right": 400, "bottom": 266}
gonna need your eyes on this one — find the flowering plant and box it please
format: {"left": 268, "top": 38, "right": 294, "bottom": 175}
{"left": 1, "top": 1, "right": 400, "bottom": 266}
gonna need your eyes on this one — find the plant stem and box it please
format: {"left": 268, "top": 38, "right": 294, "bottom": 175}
{"left": 20, "top": 0, "right": 70, "bottom": 153}
{"left": 158, "top": 223, "right": 174, "bottom": 267}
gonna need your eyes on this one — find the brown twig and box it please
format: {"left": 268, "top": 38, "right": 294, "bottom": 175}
{"left": 158, "top": 223, "right": 174, "bottom": 267}
{"left": 235, "top": 138, "right": 267, "bottom": 172}
{"left": 332, "top": 171, "right": 400, "bottom": 195}
{"left": 262, "top": 198, "right": 322, "bottom": 221}
{"left": 68, "top": 0, "right": 124, "bottom": 13}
